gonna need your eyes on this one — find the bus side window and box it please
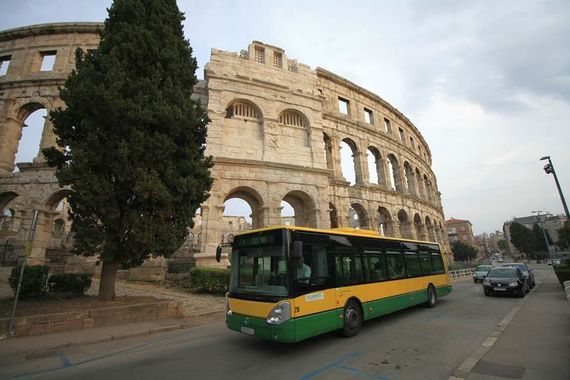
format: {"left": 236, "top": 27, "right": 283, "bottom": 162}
{"left": 404, "top": 253, "right": 421, "bottom": 277}
{"left": 386, "top": 254, "right": 406, "bottom": 279}
{"left": 418, "top": 254, "right": 432, "bottom": 275}
{"left": 368, "top": 255, "right": 387, "bottom": 281}
{"left": 431, "top": 252, "right": 445, "bottom": 274}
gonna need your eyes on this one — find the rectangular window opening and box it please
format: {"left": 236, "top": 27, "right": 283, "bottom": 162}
{"left": 273, "top": 52, "right": 282, "bottom": 68}
{"left": 384, "top": 118, "right": 392, "bottom": 133}
{"left": 364, "top": 108, "right": 373, "bottom": 124}
{"left": 40, "top": 51, "right": 57, "bottom": 71}
{"left": 254, "top": 46, "right": 265, "bottom": 64}
{"left": 0, "top": 55, "right": 11, "bottom": 76}
{"left": 338, "top": 97, "right": 349, "bottom": 115}
{"left": 399, "top": 127, "right": 405, "bottom": 142}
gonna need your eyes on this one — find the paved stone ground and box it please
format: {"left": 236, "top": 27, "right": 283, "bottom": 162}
{"left": 86, "top": 279, "right": 225, "bottom": 317}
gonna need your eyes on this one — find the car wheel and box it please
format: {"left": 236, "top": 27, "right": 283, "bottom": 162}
{"left": 484, "top": 288, "right": 490, "bottom": 296}
{"left": 426, "top": 285, "right": 437, "bottom": 308}
{"left": 341, "top": 300, "right": 362, "bottom": 337}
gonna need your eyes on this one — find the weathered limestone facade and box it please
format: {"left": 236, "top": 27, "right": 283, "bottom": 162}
{"left": 0, "top": 23, "right": 451, "bottom": 267}
{"left": 0, "top": 23, "right": 102, "bottom": 263}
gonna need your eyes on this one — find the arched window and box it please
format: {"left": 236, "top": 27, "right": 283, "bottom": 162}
{"left": 226, "top": 101, "right": 261, "bottom": 120}
{"left": 340, "top": 139, "right": 358, "bottom": 185}
{"left": 387, "top": 154, "right": 402, "bottom": 192}
{"left": 279, "top": 110, "right": 307, "bottom": 127}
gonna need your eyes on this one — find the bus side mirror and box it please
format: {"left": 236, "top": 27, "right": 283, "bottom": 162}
{"left": 216, "top": 245, "right": 222, "bottom": 262}
{"left": 291, "top": 241, "right": 303, "bottom": 258}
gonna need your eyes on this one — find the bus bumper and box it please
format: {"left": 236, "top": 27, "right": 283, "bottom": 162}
{"left": 226, "top": 312, "right": 297, "bottom": 343}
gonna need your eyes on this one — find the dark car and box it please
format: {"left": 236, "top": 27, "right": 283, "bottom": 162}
{"left": 473, "top": 265, "right": 493, "bottom": 283}
{"left": 501, "top": 262, "right": 535, "bottom": 289}
{"left": 483, "top": 267, "right": 528, "bottom": 297}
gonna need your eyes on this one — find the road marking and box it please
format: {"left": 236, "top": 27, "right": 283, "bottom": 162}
{"left": 58, "top": 351, "right": 72, "bottom": 367}
{"left": 299, "top": 352, "right": 390, "bottom": 380}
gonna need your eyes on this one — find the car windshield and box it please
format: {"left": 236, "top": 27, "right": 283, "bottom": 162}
{"left": 487, "top": 268, "right": 518, "bottom": 278}
{"left": 502, "top": 263, "right": 528, "bottom": 274}
{"left": 229, "top": 229, "right": 289, "bottom": 297}
{"left": 476, "top": 265, "right": 492, "bottom": 271}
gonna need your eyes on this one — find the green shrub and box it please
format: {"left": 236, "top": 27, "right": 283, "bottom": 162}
{"left": 9, "top": 265, "right": 49, "bottom": 299}
{"left": 48, "top": 272, "right": 93, "bottom": 295}
{"left": 167, "top": 258, "right": 196, "bottom": 273}
{"left": 553, "top": 264, "right": 570, "bottom": 285}
{"left": 188, "top": 267, "right": 230, "bottom": 294}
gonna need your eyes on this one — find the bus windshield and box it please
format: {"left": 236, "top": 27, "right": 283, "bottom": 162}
{"left": 229, "top": 229, "right": 288, "bottom": 298}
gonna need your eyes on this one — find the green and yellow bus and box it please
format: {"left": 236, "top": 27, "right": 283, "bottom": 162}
{"left": 216, "top": 225, "right": 451, "bottom": 343}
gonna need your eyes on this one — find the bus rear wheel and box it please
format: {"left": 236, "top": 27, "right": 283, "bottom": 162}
{"left": 426, "top": 285, "right": 437, "bottom": 308}
{"left": 341, "top": 300, "right": 362, "bottom": 337}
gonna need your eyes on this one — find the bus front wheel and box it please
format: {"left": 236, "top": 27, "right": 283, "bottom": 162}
{"left": 341, "top": 299, "right": 362, "bottom": 337}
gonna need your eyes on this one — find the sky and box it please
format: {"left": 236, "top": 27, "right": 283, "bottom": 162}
{"left": 2, "top": 0, "right": 570, "bottom": 235}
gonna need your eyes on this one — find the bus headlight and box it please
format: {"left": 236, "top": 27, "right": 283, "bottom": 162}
{"left": 267, "top": 302, "right": 291, "bottom": 325}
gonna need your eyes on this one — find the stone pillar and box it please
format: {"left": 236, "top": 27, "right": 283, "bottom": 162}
{"left": 194, "top": 203, "right": 228, "bottom": 268}
{"left": 330, "top": 136, "right": 343, "bottom": 179}
{"left": 33, "top": 115, "right": 57, "bottom": 163}
{"left": 354, "top": 151, "right": 368, "bottom": 185}
{"left": 0, "top": 116, "right": 23, "bottom": 174}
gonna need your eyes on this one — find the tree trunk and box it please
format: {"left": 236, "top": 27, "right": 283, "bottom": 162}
{"left": 99, "top": 260, "right": 118, "bottom": 300}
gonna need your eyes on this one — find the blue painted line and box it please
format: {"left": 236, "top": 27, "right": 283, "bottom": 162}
{"left": 299, "top": 352, "right": 361, "bottom": 380}
{"left": 336, "top": 364, "right": 390, "bottom": 380}
{"left": 58, "top": 351, "right": 72, "bottom": 367}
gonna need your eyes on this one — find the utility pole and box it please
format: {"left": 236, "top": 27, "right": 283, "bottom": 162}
{"left": 540, "top": 156, "right": 570, "bottom": 220}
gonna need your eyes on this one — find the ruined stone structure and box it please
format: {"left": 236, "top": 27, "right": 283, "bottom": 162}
{"left": 0, "top": 23, "right": 451, "bottom": 268}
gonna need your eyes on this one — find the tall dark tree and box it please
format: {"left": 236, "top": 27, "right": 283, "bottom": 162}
{"left": 451, "top": 241, "right": 477, "bottom": 262}
{"left": 509, "top": 222, "right": 533, "bottom": 257}
{"left": 557, "top": 221, "right": 570, "bottom": 250}
{"left": 43, "top": 0, "right": 212, "bottom": 299}
{"left": 497, "top": 239, "right": 508, "bottom": 252}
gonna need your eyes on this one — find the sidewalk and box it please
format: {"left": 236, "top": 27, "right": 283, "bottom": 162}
{"left": 0, "top": 312, "right": 223, "bottom": 359}
{"left": 456, "top": 270, "right": 569, "bottom": 380}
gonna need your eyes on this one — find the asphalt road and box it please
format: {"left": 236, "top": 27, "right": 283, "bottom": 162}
{"left": 4, "top": 266, "right": 553, "bottom": 380}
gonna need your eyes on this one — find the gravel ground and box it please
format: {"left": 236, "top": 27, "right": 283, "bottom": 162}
{"left": 86, "top": 279, "right": 226, "bottom": 317}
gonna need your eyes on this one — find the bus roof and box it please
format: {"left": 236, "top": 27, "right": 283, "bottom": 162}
{"left": 232, "top": 225, "right": 441, "bottom": 248}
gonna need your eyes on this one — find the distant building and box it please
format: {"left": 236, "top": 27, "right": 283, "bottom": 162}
{"left": 446, "top": 218, "right": 475, "bottom": 247}
{"left": 503, "top": 213, "right": 567, "bottom": 256}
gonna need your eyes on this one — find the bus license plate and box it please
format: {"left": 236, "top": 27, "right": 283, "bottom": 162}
{"left": 493, "top": 287, "right": 506, "bottom": 291}
{"left": 241, "top": 326, "right": 255, "bottom": 335}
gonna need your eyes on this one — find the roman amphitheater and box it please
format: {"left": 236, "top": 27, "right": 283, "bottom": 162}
{"left": 0, "top": 23, "right": 451, "bottom": 270}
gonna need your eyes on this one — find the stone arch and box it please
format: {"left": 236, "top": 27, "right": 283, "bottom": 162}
{"left": 340, "top": 138, "right": 359, "bottom": 185}
{"left": 349, "top": 202, "right": 369, "bottom": 229}
{"left": 403, "top": 161, "right": 416, "bottom": 196}
{"left": 424, "top": 174, "right": 434, "bottom": 203}
{"left": 278, "top": 108, "right": 309, "bottom": 128}
{"left": 0, "top": 191, "right": 21, "bottom": 234}
{"left": 425, "top": 216, "right": 436, "bottom": 242}
{"left": 329, "top": 202, "right": 339, "bottom": 228}
{"left": 282, "top": 190, "right": 317, "bottom": 228}
{"left": 397, "top": 209, "right": 412, "bottom": 239}
{"left": 224, "top": 186, "right": 266, "bottom": 229}
{"left": 413, "top": 213, "right": 425, "bottom": 241}
{"left": 387, "top": 154, "right": 403, "bottom": 192}
{"left": 45, "top": 189, "right": 72, "bottom": 211}
{"left": 377, "top": 206, "right": 394, "bottom": 236}
{"left": 367, "top": 146, "right": 386, "bottom": 186}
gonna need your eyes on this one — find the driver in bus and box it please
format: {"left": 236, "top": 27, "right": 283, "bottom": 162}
{"left": 294, "top": 254, "right": 312, "bottom": 283}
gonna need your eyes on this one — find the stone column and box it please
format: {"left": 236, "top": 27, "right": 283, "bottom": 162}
{"left": 330, "top": 136, "right": 343, "bottom": 179}
{"left": 194, "top": 203, "right": 228, "bottom": 268}
{"left": 0, "top": 116, "right": 23, "bottom": 174}
{"left": 34, "top": 115, "right": 57, "bottom": 163}
{"left": 354, "top": 151, "right": 368, "bottom": 185}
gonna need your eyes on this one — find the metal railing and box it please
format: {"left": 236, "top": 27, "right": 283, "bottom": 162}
{"left": 0, "top": 241, "right": 26, "bottom": 266}
{"left": 448, "top": 268, "right": 474, "bottom": 281}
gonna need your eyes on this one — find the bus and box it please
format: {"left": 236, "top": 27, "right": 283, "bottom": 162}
{"left": 216, "top": 225, "right": 451, "bottom": 343}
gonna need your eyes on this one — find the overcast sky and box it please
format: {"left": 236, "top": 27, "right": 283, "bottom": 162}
{"left": 2, "top": 0, "right": 569, "bottom": 235}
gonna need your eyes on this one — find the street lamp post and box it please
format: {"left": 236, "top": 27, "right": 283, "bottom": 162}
{"left": 540, "top": 156, "right": 570, "bottom": 220}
